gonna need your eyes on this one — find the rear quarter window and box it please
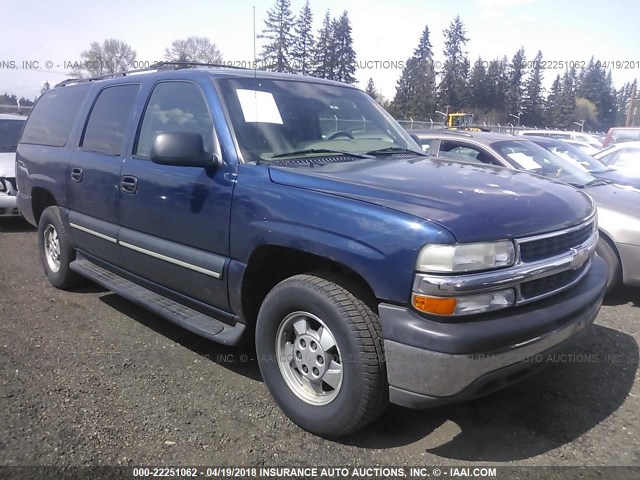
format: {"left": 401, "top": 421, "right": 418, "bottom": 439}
{"left": 20, "top": 86, "right": 90, "bottom": 147}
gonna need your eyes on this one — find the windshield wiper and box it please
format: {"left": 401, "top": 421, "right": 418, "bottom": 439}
{"left": 585, "top": 179, "right": 610, "bottom": 187}
{"left": 365, "top": 146, "right": 428, "bottom": 157}
{"left": 270, "top": 148, "right": 374, "bottom": 160}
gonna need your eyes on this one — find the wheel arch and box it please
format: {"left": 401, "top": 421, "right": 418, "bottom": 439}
{"left": 239, "top": 245, "right": 378, "bottom": 328}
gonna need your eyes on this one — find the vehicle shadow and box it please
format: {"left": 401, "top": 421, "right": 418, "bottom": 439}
{"left": 98, "top": 293, "right": 262, "bottom": 382}
{"left": 341, "top": 324, "right": 638, "bottom": 461}
{"left": 604, "top": 286, "right": 640, "bottom": 308}
{"left": 0, "top": 217, "right": 36, "bottom": 233}
{"left": 95, "top": 292, "right": 637, "bottom": 461}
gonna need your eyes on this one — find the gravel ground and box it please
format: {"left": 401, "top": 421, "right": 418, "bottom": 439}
{"left": 1, "top": 217, "right": 639, "bottom": 468}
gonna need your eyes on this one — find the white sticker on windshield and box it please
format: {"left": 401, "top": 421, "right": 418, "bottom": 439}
{"left": 236, "top": 89, "right": 283, "bottom": 124}
{"left": 507, "top": 152, "right": 541, "bottom": 170}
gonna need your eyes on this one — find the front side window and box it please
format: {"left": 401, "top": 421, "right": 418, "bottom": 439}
{"left": 81, "top": 84, "right": 140, "bottom": 155}
{"left": 216, "top": 78, "right": 417, "bottom": 162}
{"left": 135, "top": 82, "right": 214, "bottom": 158}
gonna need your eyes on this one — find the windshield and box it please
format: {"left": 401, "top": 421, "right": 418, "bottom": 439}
{"left": 492, "top": 140, "right": 595, "bottom": 187}
{"left": 216, "top": 78, "right": 419, "bottom": 163}
{"left": 534, "top": 140, "right": 608, "bottom": 173}
{"left": 0, "top": 119, "right": 25, "bottom": 152}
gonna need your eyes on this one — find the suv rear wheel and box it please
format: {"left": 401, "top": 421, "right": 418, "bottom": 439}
{"left": 38, "top": 206, "right": 83, "bottom": 289}
{"left": 255, "top": 274, "right": 388, "bottom": 437}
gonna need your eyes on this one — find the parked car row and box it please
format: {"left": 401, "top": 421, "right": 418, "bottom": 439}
{"left": 0, "top": 113, "right": 26, "bottom": 217}
{"left": 6, "top": 65, "right": 637, "bottom": 437}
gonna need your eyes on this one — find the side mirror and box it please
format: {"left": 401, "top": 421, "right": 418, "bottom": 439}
{"left": 150, "top": 132, "right": 218, "bottom": 167}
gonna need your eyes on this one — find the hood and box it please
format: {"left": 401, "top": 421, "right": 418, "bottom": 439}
{"left": 268, "top": 157, "right": 594, "bottom": 243}
{"left": 586, "top": 183, "right": 640, "bottom": 245}
{"left": 0, "top": 152, "right": 16, "bottom": 178}
{"left": 594, "top": 170, "right": 640, "bottom": 190}
{"left": 586, "top": 182, "right": 640, "bottom": 217}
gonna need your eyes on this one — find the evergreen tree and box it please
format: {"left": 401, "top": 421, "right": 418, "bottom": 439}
{"left": 410, "top": 26, "right": 437, "bottom": 119}
{"left": 521, "top": 51, "right": 545, "bottom": 127}
{"left": 332, "top": 11, "right": 357, "bottom": 83}
{"left": 259, "top": 0, "right": 295, "bottom": 73}
{"left": 291, "top": 0, "right": 314, "bottom": 75}
{"left": 390, "top": 26, "right": 437, "bottom": 119}
{"left": 506, "top": 47, "right": 527, "bottom": 121}
{"left": 468, "top": 57, "right": 491, "bottom": 116}
{"left": 558, "top": 68, "right": 578, "bottom": 128}
{"left": 365, "top": 77, "right": 378, "bottom": 99}
{"left": 312, "top": 11, "right": 335, "bottom": 79}
{"left": 390, "top": 57, "right": 417, "bottom": 118}
{"left": 439, "top": 16, "right": 470, "bottom": 112}
{"left": 486, "top": 56, "right": 509, "bottom": 122}
{"left": 546, "top": 74, "right": 563, "bottom": 127}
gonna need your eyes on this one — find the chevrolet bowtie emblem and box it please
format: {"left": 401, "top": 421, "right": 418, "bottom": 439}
{"left": 569, "top": 247, "right": 589, "bottom": 270}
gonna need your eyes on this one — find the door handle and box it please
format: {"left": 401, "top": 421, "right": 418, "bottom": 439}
{"left": 120, "top": 175, "right": 138, "bottom": 193}
{"left": 70, "top": 167, "right": 83, "bottom": 182}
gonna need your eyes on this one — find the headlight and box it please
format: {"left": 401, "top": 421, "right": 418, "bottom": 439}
{"left": 416, "top": 241, "right": 515, "bottom": 273}
{"left": 412, "top": 289, "right": 516, "bottom": 316}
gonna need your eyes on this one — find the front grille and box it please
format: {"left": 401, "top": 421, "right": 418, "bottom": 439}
{"left": 519, "top": 222, "right": 594, "bottom": 263}
{"left": 520, "top": 263, "right": 588, "bottom": 300}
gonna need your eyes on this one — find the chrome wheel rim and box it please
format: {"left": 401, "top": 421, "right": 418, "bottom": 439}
{"left": 43, "top": 224, "right": 61, "bottom": 273}
{"left": 276, "top": 311, "right": 343, "bottom": 405}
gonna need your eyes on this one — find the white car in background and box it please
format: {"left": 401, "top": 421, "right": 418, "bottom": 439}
{"left": 595, "top": 141, "right": 640, "bottom": 176}
{"left": 563, "top": 139, "right": 600, "bottom": 155}
{"left": 516, "top": 129, "right": 603, "bottom": 149}
{"left": 0, "top": 113, "right": 26, "bottom": 217}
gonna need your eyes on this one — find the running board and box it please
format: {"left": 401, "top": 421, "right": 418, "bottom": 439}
{"left": 70, "top": 258, "right": 245, "bottom": 345}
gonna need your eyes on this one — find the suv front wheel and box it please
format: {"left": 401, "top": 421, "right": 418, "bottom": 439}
{"left": 38, "top": 206, "right": 82, "bottom": 289}
{"left": 255, "top": 274, "right": 388, "bottom": 437}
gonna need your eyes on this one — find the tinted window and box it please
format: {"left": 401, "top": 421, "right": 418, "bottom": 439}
{"left": 0, "top": 119, "right": 26, "bottom": 152}
{"left": 20, "top": 86, "right": 90, "bottom": 147}
{"left": 81, "top": 85, "right": 139, "bottom": 155}
{"left": 440, "top": 141, "right": 497, "bottom": 164}
{"left": 135, "top": 82, "right": 214, "bottom": 158}
{"left": 416, "top": 138, "right": 437, "bottom": 153}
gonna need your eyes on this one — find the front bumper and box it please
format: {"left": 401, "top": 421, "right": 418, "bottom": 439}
{"left": 0, "top": 193, "right": 19, "bottom": 216}
{"left": 380, "top": 255, "right": 608, "bottom": 408}
{"left": 0, "top": 177, "right": 20, "bottom": 217}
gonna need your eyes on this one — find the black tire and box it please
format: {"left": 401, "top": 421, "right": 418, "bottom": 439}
{"left": 595, "top": 236, "right": 621, "bottom": 294}
{"left": 38, "top": 206, "right": 83, "bottom": 290}
{"left": 255, "top": 274, "right": 388, "bottom": 437}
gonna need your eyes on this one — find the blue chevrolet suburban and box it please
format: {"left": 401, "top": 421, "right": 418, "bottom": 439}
{"left": 16, "top": 65, "right": 607, "bottom": 437}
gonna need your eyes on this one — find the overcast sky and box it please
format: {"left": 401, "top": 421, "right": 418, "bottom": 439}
{"left": 1, "top": 0, "right": 638, "bottom": 106}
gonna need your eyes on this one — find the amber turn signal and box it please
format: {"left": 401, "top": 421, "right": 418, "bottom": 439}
{"left": 412, "top": 294, "right": 457, "bottom": 315}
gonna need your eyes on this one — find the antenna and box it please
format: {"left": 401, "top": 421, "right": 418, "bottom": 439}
{"left": 253, "top": 6, "right": 257, "bottom": 74}
{"left": 253, "top": 5, "right": 260, "bottom": 165}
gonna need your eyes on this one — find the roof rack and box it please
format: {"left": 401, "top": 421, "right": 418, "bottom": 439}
{"left": 55, "top": 61, "right": 250, "bottom": 88}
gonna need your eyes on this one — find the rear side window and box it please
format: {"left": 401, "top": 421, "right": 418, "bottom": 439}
{"left": 440, "top": 141, "right": 498, "bottom": 165}
{"left": 20, "top": 86, "right": 90, "bottom": 147}
{"left": 81, "top": 84, "right": 140, "bottom": 155}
